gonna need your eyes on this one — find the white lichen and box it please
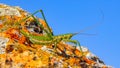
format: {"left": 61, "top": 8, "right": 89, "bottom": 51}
{"left": 41, "top": 46, "right": 54, "bottom": 53}
{"left": 0, "top": 7, "right": 21, "bottom": 16}
{"left": 76, "top": 46, "right": 89, "bottom": 52}
{"left": 0, "top": 37, "right": 9, "bottom": 54}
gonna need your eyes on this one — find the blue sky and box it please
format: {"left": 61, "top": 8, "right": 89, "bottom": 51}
{"left": 1, "top": 0, "right": 120, "bottom": 67}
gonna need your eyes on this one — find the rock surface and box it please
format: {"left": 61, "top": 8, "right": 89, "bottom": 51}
{"left": 0, "top": 4, "right": 112, "bottom": 68}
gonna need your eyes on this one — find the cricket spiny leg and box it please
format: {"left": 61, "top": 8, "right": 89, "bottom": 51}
{"left": 18, "top": 10, "right": 41, "bottom": 25}
{"left": 19, "top": 10, "right": 50, "bottom": 36}
{"left": 40, "top": 10, "right": 54, "bottom": 36}
{"left": 63, "top": 39, "right": 84, "bottom": 57}
{"left": 31, "top": 15, "right": 53, "bottom": 39}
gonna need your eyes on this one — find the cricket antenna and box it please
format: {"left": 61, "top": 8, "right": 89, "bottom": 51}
{"left": 72, "top": 32, "right": 97, "bottom": 36}
{"left": 74, "top": 9, "right": 104, "bottom": 36}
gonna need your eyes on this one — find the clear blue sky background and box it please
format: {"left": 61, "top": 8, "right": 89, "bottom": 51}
{"left": 1, "top": 0, "right": 120, "bottom": 68}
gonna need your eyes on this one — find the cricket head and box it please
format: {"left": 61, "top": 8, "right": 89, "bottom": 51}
{"left": 56, "top": 33, "right": 77, "bottom": 40}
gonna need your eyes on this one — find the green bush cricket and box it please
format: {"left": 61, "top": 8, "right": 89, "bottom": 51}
{"left": 20, "top": 10, "right": 83, "bottom": 56}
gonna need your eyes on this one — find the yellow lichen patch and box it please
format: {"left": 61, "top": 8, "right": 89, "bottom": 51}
{"left": 0, "top": 32, "right": 6, "bottom": 37}
{"left": 38, "top": 18, "right": 47, "bottom": 28}
{"left": 25, "top": 59, "right": 43, "bottom": 67}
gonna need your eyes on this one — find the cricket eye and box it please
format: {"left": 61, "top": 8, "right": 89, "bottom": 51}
{"left": 34, "top": 27, "right": 43, "bottom": 34}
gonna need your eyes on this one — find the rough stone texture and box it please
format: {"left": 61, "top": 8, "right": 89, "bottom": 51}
{"left": 0, "top": 4, "right": 23, "bottom": 16}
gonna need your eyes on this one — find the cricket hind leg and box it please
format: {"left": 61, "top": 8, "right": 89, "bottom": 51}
{"left": 19, "top": 10, "right": 44, "bottom": 34}
{"left": 31, "top": 14, "right": 53, "bottom": 39}
{"left": 63, "top": 39, "right": 84, "bottom": 57}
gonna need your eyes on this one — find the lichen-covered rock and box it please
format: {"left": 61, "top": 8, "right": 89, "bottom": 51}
{"left": 0, "top": 4, "right": 112, "bottom": 68}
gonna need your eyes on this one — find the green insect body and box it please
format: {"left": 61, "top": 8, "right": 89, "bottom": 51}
{"left": 20, "top": 30, "right": 77, "bottom": 45}
{"left": 20, "top": 10, "right": 83, "bottom": 55}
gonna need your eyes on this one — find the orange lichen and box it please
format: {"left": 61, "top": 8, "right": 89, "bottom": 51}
{"left": 83, "top": 56, "right": 96, "bottom": 65}
{"left": 74, "top": 49, "right": 83, "bottom": 57}
{"left": 5, "top": 28, "right": 19, "bottom": 40}
{"left": 0, "top": 24, "right": 3, "bottom": 28}
{"left": 18, "top": 36, "right": 27, "bottom": 44}
{"left": 38, "top": 19, "right": 47, "bottom": 28}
